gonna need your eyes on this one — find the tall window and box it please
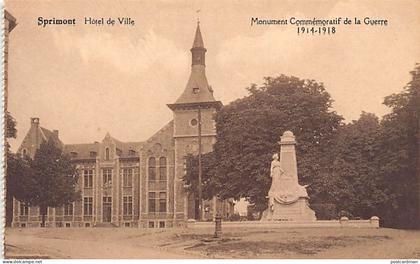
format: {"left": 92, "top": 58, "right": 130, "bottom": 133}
{"left": 123, "top": 168, "right": 132, "bottom": 187}
{"left": 83, "top": 197, "right": 93, "bottom": 216}
{"left": 64, "top": 202, "right": 74, "bottom": 216}
{"left": 83, "top": 169, "right": 93, "bottom": 188}
{"left": 148, "top": 157, "right": 156, "bottom": 181}
{"left": 103, "top": 169, "right": 112, "bottom": 186}
{"left": 19, "top": 202, "right": 28, "bottom": 216}
{"left": 105, "top": 148, "right": 110, "bottom": 160}
{"left": 148, "top": 192, "right": 156, "bottom": 212}
{"left": 123, "top": 196, "right": 133, "bottom": 215}
{"left": 159, "top": 157, "right": 167, "bottom": 181}
{"left": 148, "top": 192, "right": 166, "bottom": 213}
{"left": 159, "top": 192, "right": 167, "bottom": 212}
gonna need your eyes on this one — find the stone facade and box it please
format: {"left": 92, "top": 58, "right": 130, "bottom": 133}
{"left": 12, "top": 23, "right": 234, "bottom": 228}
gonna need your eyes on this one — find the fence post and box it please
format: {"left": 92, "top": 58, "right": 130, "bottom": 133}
{"left": 214, "top": 212, "right": 222, "bottom": 238}
{"left": 339, "top": 216, "right": 349, "bottom": 228}
{"left": 370, "top": 216, "right": 380, "bottom": 228}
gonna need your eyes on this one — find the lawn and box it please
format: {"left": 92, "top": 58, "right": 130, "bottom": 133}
{"left": 5, "top": 226, "right": 420, "bottom": 259}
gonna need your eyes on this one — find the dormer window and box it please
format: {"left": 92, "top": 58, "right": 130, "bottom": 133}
{"left": 70, "top": 152, "right": 78, "bottom": 158}
{"left": 89, "top": 151, "right": 97, "bottom": 158}
{"left": 129, "top": 150, "right": 136, "bottom": 156}
{"left": 193, "top": 87, "right": 200, "bottom": 94}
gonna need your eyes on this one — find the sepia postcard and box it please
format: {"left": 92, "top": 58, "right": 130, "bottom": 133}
{"left": 2, "top": 0, "right": 420, "bottom": 261}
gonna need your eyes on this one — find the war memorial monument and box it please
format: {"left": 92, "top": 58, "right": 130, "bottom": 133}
{"left": 261, "top": 131, "right": 316, "bottom": 221}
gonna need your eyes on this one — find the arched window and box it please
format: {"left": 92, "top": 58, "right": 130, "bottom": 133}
{"left": 22, "top": 149, "right": 27, "bottom": 156}
{"left": 148, "top": 157, "right": 156, "bottom": 181}
{"left": 105, "top": 148, "right": 110, "bottom": 160}
{"left": 159, "top": 157, "right": 167, "bottom": 181}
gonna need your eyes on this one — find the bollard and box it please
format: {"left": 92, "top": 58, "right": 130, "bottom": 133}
{"left": 214, "top": 212, "right": 222, "bottom": 238}
{"left": 339, "top": 216, "right": 349, "bottom": 228}
{"left": 370, "top": 216, "right": 380, "bottom": 228}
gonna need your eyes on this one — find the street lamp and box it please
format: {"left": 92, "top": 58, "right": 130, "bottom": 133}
{"left": 197, "top": 106, "right": 203, "bottom": 221}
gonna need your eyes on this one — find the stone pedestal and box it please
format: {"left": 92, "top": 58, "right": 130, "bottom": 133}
{"left": 261, "top": 198, "right": 316, "bottom": 221}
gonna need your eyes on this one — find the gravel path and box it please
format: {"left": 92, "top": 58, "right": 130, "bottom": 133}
{"left": 5, "top": 228, "right": 194, "bottom": 259}
{"left": 5, "top": 227, "right": 420, "bottom": 259}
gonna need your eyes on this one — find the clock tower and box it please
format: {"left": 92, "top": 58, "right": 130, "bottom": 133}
{"left": 167, "top": 22, "right": 222, "bottom": 223}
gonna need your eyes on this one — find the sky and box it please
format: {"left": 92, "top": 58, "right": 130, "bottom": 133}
{"left": 5, "top": 0, "right": 420, "bottom": 151}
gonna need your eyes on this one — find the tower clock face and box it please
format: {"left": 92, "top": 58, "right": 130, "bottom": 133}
{"left": 190, "top": 118, "right": 198, "bottom": 126}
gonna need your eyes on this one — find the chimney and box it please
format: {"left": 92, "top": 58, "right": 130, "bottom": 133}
{"left": 31, "top": 117, "right": 40, "bottom": 126}
{"left": 53, "top": 130, "right": 59, "bottom": 137}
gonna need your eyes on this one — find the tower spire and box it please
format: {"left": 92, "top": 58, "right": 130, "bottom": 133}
{"left": 167, "top": 21, "right": 221, "bottom": 109}
{"left": 191, "top": 22, "right": 206, "bottom": 68}
{"left": 192, "top": 21, "right": 204, "bottom": 49}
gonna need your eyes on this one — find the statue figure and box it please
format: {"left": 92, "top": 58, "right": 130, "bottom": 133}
{"left": 268, "top": 153, "right": 308, "bottom": 208}
{"left": 268, "top": 153, "right": 283, "bottom": 211}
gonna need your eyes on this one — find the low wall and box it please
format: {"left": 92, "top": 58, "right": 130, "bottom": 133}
{"left": 187, "top": 216, "right": 380, "bottom": 229}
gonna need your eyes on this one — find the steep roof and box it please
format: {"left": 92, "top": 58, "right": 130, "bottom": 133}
{"left": 40, "top": 127, "right": 64, "bottom": 149}
{"left": 116, "top": 141, "right": 144, "bottom": 158}
{"left": 192, "top": 23, "right": 204, "bottom": 48}
{"left": 4, "top": 10, "right": 17, "bottom": 32}
{"left": 146, "top": 120, "right": 174, "bottom": 143}
{"left": 173, "top": 65, "right": 216, "bottom": 104}
{"left": 64, "top": 143, "right": 98, "bottom": 159}
{"left": 17, "top": 118, "right": 144, "bottom": 160}
{"left": 170, "top": 23, "right": 220, "bottom": 108}
{"left": 63, "top": 139, "right": 144, "bottom": 160}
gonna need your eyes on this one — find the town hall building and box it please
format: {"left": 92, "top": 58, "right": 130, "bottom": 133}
{"left": 12, "top": 23, "right": 234, "bottom": 228}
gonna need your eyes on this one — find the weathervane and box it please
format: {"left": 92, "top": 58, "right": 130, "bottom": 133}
{"left": 196, "top": 9, "right": 201, "bottom": 24}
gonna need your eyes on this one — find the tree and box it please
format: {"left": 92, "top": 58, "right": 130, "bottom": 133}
{"left": 5, "top": 111, "right": 17, "bottom": 139}
{"left": 7, "top": 153, "right": 33, "bottom": 202}
{"left": 183, "top": 152, "right": 223, "bottom": 218}
{"left": 322, "top": 112, "right": 389, "bottom": 219}
{"left": 184, "top": 69, "right": 419, "bottom": 227}
{"left": 20, "top": 138, "right": 80, "bottom": 226}
{"left": 5, "top": 111, "right": 18, "bottom": 226}
{"left": 301, "top": 64, "right": 419, "bottom": 227}
{"left": 183, "top": 153, "right": 219, "bottom": 201}
{"left": 211, "top": 75, "right": 343, "bottom": 213}
{"left": 375, "top": 64, "right": 420, "bottom": 228}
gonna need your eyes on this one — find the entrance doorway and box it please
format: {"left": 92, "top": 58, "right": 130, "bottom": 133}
{"left": 102, "top": 196, "right": 112, "bottom": 222}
